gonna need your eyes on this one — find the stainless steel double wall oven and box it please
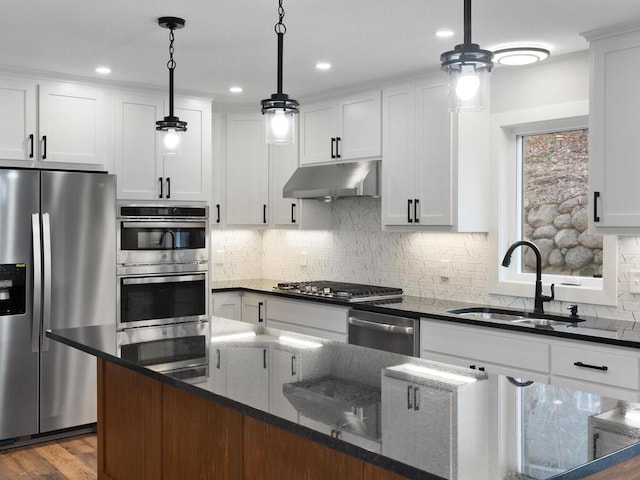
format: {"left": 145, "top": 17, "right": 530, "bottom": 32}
{"left": 116, "top": 204, "right": 210, "bottom": 383}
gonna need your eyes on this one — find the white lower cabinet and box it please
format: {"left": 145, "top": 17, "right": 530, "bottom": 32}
{"left": 381, "top": 372, "right": 489, "bottom": 479}
{"left": 550, "top": 341, "right": 640, "bottom": 401}
{"left": 241, "top": 293, "right": 267, "bottom": 325}
{"left": 266, "top": 297, "right": 348, "bottom": 343}
{"left": 269, "top": 347, "right": 301, "bottom": 422}
{"left": 420, "top": 319, "right": 550, "bottom": 383}
{"left": 210, "top": 291, "right": 242, "bottom": 321}
{"left": 211, "top": 345, "right": 269, "bottom": 411}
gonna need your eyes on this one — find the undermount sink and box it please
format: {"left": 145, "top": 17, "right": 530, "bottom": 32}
{"left": 446, "top": 307, "right": 583, "bottom": 327}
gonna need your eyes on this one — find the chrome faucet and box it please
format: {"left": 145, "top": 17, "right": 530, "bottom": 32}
{"left": 501, "top": 240, "right": 555, "bottom": 314}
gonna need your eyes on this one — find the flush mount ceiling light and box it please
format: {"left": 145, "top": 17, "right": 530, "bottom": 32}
{"left": 493, "top": 47, "right": 550, "bottom": 66}
{"left": 440, "top": 0, "right": 493, "bottom": 112}
{"left": 156, "top": 17, "right": 187, "bottom": 156}
{"left": 260, "top": 0, "right": 299, "bottom": 145}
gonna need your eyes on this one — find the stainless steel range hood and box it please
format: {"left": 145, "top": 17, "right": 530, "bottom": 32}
{"left": 283, "top": 160, "right": 380, "bottom": 202}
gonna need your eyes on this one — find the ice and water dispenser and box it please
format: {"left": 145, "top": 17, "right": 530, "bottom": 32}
{"left": 0, "top": 264, "right": 26, "bottom": 315}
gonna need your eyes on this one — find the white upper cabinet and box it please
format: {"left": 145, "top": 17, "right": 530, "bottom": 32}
{"left": 586, "top": 27, "right": 640, "bottom": 232}
{"left": 225, "top": 113, "right": 269, "bottom": 226}
{"left": 269, "top": 141, "right": 331, "bottom": 229}
{"left": 0, "top": 77, "right": 37, "bottom": 161}
{"left": 114, "top": 92, "right": 211, "bottom": 201}
{"left": 381, "top": 74, "right": 489, "bottom": 232}
{"left": 299, "top": 89, "right": 381, "bottom": 165}
{"left": 0, "top": 76, "right": 105, "bottom": 167}
{"left": 39, "top": 81, "right": 106, "bottom": 165}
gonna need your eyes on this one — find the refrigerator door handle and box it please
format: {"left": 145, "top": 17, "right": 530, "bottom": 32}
{"left": 31, "top": 213, "right": 42, "bottom": 354}
{"left": 42, "top": 213, "right": 52, "bottom": 351}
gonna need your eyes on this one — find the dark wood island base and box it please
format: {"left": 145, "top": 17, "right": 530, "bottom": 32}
{"left": 96, "top": 359, "right": 407, "bottom": 480}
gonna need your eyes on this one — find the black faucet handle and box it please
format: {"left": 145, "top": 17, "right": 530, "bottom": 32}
{"left": 567, "top": 304, "right": 579, "bottom": 318}
{"left": 541, "top": 283, "right": 555, "bottom": 302}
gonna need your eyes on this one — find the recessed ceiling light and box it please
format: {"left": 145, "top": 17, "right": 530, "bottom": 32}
{"left": 435, "top": 30, "right": 454, "bottom": 38}
{"left": 315, "top": 62, "right": 331, "bottom": 71}
{"left": 229, "top": 86, "right": 243, "bottom": 93}
{"left": 95, "top": 66, "right": 111, "bottom": 75}
{"left": 493, "top": 47, "right": 550, "bottom": 66}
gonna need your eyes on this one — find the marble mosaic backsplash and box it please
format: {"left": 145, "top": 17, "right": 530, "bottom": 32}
{"left": 211, "top": 198, "right": 640, "bottom": 321}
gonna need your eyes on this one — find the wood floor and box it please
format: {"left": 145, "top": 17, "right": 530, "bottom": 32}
{"left": 0, "top": 434, "right": 96, "bottom": 480}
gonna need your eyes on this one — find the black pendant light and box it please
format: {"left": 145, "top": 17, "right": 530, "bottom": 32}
{"left": 440, "top": 0, "right": 493, "bottom": 112}
{"left": 156, "top": 16, "right": 187, "bottom": 155}
{"left": 260, "top": 0, "right": 299, "bottom": 144}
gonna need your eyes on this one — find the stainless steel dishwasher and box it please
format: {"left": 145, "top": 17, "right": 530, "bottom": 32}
{"left": 347, "top": 309, "right": 419, "bottom": 356}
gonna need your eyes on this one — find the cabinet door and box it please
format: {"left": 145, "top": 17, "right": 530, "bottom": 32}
{"left": 381, "top": 376, "right": 418, "bottom": 468}
{"left": 211, "top": 292, "right": 242, "bottom": 321}
{"left": 0, "top": 77, "right": 36, "bottom": 161}
{"left": 269, "top": 348, "right": 300, "bottom": 422}
{"left": 338, "top": 89, "right": 381, "bottom": 161}
{"left": 226, "top": 113, "right": 269, "bottom": 225}
{"left": 270, "top": 142, "right": 299, "bottom": 226}
{"left": 163, "top": 97, "right": 212, "bottom": 201}
{"left": 225, "top": 346, "right": 269, "bottom": 411}
{"left": 241, "top": 294, "right": 266, "bottom": 324}
{"left": 589, "top": 31, "right": 640, "bottom": 229}
{"left": 381, "top": 81, "right": 417, "bottom": 226}
{"left": 415, "top": 78, "right": 453, "bottom": 226}
{"left": 417, "top": 386, "right": 453, "bottom": 479}
{"left": 299, "top": 99, "right": 337, "bottom": 165}
{"left": 39, "top": 81, "right": 105, "bottom": 165}
{"left": 114, "top": 92, "right": 164, "bottom": 200}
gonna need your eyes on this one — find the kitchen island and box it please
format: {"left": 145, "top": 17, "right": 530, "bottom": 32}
{"left": 48, "top": 317, "right": 640, "bottom": 480}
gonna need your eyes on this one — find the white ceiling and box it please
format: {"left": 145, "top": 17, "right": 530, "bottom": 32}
{"left": 3, "top": 1, "right": 640, "bottom": 105}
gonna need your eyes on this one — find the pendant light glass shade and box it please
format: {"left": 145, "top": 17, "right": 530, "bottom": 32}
{"left": 440, "top": 0, "right": 493, "bottom": 112}
{"left": 261, "top": 0, "right": 299, "bottom": 144}
{"left": 156, "top": 17, "right": 187, "bottom": 155}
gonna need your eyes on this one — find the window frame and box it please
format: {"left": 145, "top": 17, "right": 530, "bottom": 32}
{"left": 489, "top": 101, "right": 618, "bottom": 306}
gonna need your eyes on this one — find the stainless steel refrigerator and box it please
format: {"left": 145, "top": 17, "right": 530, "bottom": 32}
{"left": 0, "top": 168, "right": 115, "bottom": 441}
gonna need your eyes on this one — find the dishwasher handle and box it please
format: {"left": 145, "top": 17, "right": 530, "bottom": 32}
{"left": 348, "top": 316, "right": 414, "bottom": 335}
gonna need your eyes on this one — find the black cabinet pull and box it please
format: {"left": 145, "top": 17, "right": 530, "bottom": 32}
{"left": 216, "top": 349, "right": 221, "bottom": 369}
{"left": 407, "top": 385, "right": 413, "bottom": 410}
{"left": 413, "top": 386, "right": 419, "bottom": 411}
{"left": 331, "top": 137, "right": 336, "bottom": 159}
{"left": 42, "top": 135, "right": 47, "bottom": 160}
{"left": 291, "top": 203, "right": 296, "bottom": 223}
{"left": 574, "top": 361, "right": 608, "bottom": 371}
{"left": 263, "top": 348, "right": 267, "bottom": 369}
{"left": 336, "top": 137, "right": 341, "bottom": 159}
{"left": 216, "top": 204, "right": 221, "bottom": 224}
{"left": 593, "top": 432, "right": 599, "bottom": 459}
{"left": 158, "top": 177, "right": 163, "bottom": 198}
{"left": 166, "top": 177, "right": 171, "bottom": 199}
{"left": 470, "top": 365, "right": 476, "bottom": 369}
{"left": 258, "top": 301, "right": 264, "bottom": 322}
{"left": 414, "top": 198, "right": 420, "bottom": 223}
{"left": 29, "top": 134, "right": 34, "bottom": 158}
{"left": 593, "top": 191, "right": 600, "bottom": 222}
{"left": 407, "top": 199, "right": 413, "bottom": 223}
{"left": 291, "top": 355, "right": 296, "bottom": 376}
{"left": 263, "top": 204, "right": 267, "bottom": 224}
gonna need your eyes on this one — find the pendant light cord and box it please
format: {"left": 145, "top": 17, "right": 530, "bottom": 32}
{"left": 167, "top": 26, "right": 176, "bottom": 117}
{"left": 275, "top": 0, "right": 287, "bottom": 95}
{"left": 463, "top": 0, "right": 472, "bottom": 45}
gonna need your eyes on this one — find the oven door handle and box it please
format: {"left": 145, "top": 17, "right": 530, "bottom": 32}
{"left": 348, "top": 317, "right": 414, "bottom": 335}
{"left": 121, "top": 274, "right": 205, "bottom": 285}
{"left": 121, "top": 221, "right": 206, "bottom": 229}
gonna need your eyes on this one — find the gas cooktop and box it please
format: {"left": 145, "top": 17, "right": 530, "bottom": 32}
{"left": 274, "top": 281, "right": 403, "bottom": 303}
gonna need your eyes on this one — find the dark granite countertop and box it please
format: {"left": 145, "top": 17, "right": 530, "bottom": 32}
{"left": 49, "top": 318, "right": 640, "bottom": 480}
{"left": 211, "top": 279, "right": 640, "bottom": 349}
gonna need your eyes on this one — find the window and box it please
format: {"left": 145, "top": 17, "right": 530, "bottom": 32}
{"left": 490, "top": 107, "right": 617, "bottom": 306}
{"left": 518, "top": 128, "right": 603, "bottom": 280}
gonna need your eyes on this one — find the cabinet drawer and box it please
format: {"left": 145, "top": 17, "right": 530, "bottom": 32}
{"left": 551, "top": 344, "right": 640, "bottom": 390}
{"left": 267, "top": 298, "right": 348, "bottom": 334}
{"left": 421, "top": 321, "right": 549, "bottom": 373}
